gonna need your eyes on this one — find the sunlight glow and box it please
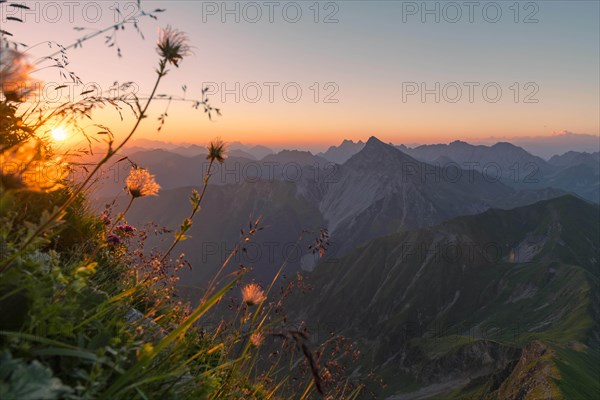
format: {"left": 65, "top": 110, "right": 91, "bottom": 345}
{"left": 51, "top": 128, "right": 67, "bottom": 141}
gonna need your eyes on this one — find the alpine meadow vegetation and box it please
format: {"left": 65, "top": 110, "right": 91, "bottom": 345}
{"left": 0, "top": 3, "right": 363, "bottom": 399}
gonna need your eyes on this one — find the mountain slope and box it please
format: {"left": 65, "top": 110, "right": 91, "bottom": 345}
{"left": 83, "top": 149, "right": 259, "bottom": 198}
{"left": 262, "top": 149, "right": 330, "bottom": 167}
{"left": 288, "top": 195, "right": 600, "bottom": 399}
{"left": 101, "top": 180, "right": 326, "bottom": 293}
{"left": 399, "top": 140, "right": 556, "bottom": 180}
{"left": 397, "top": 140, "right": 599, "bottom": 203}
{"left": 549, "top": 151, "right": 600, "bottom": 171}
{"left": 319, "top": 137, "right": 533, "bottom": 256}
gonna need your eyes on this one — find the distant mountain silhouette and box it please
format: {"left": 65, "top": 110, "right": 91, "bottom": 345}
{"left": 262, "top": 149, "right": 330, "bottom": 167}
{"left": 395, "top": 140, "right": 599, "bottom": 202}
{"left": 549, "top": 150, "right": 600, "bottom": 172}
{"left": 400, "top": 140, "right": 554, "bottom": 177}
{"left": 317, "top": 139, "right": 365, "bottom": 164}
{"left": 475, "top": 132, "right": 600, "bottom": 159}
{"left": 318, "top": 137, "right": 561, "bottom": 256}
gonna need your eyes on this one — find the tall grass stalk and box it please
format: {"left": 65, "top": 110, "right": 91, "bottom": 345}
{"left": 159, "top": 158, "right": 215, "bottom": 265}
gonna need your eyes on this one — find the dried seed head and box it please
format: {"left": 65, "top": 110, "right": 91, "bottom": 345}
{"left": 157, "top": 25, "right": 192, "bottom": 67}
{"left": 125, "top": 168, "right": 160, "bottom": 198}
{"left": 206, "top": 138, "right": 227, "bottom": 164}
{"left": 250, "top": 331, "right": 265, "bottom": 347}
{"left": 241, "top": 283, "right": 266, "bottom": 306}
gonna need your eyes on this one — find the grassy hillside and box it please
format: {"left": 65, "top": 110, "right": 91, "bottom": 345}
{"left": 287, "top": 195, "right": 600, "bottom": 399}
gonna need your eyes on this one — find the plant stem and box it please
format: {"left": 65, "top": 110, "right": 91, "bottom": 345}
{"left": 158, "top": 159, "right": 215, "bottom": 265}
{"left": 31, "top": 11, "right": 147, "bottom": 62}
{"left": 0, "top": 60, "right": 167, "bottom": 272}
{"left": 107, "top": 196, "right": 135, "bottom": 235}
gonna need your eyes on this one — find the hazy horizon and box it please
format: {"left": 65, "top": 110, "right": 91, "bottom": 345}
{"left": 3, "top": 0, "right": 599, "bottom": 148}
{"left": 121, "top": 130, "right": 598, "bottom": 158}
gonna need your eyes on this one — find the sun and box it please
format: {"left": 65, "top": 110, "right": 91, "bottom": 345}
{"left": 51, "top": 128, "right": 68, "bottom": 141}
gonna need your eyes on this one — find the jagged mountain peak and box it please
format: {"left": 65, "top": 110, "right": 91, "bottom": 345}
{"left": 362, "top": 136, "right": 400, "bottom": 153}
{"left": 365, "top": 135, "right": 384, "bottom": 145}
{"left": 319, "top": 139, "right": 367, "bottom": 164}
{"left": 340, "top": 138, "right": 363, "bottom": 146}
{"left": 348, "top": 136, "right": 418, "bottom": 166}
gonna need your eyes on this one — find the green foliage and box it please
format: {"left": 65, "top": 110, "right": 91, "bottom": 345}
{"left": 0, "top": 6, "right": 355, "bottom": 398}
{"left": 0, "top": 351, "right": 73, "bottom": 400}
{"left": 554, "top": 346, "right": 600, "bottom": 399}
{"left": 0, "top": 185, "right": 313, "bottom": 399}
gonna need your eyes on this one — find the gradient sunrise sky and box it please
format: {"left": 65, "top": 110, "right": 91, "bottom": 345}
{"left": 3, "top": 0, "right": 599, "bottom": 150}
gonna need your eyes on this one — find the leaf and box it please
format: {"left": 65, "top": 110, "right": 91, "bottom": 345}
{"left": 31, "top": 347, "right": 98, "bottom": 362}
{"left": 177, "top": 234, "right": 191, "bottom": 242}
{"left": 0, "top": 351, "right": 73, "bottom": 400}
{"left": 102, "top": 277, "right": 241, "bottom": 397}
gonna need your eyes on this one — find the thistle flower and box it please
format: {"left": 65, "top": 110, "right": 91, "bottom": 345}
{"left": 0, "top": 140, "right": 68, "bottom": 192}
{"left": 206, "top": 138, "right": 227, "bottom": 164}
{"left": 116, "top": 224, "right": 136, "bottom": 234}
{"left": 0, "top": 47, "right": 38, "bottom": 102}
{"left": 106, "top": 234, "right": 121, "bottom": 246}
{"left": 125, "top": 168, "right": 160, "bottom": 198}
{"left": 157, "top": 25, "right": 191, "bottom": 67}
{"left": 250, "top": 331, "right": 265, "bottom": 347}
{"left": 241, "top": 283, "right": 266, "bottom": 306}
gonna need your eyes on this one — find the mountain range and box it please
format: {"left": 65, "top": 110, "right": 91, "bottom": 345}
{"left": 98, "top": 137, "right": 574, "bottom": 285}
{"left": 287, "top": 195, "right": 600, "bottom": 399}
{"left": 87, "top": 135, "right": 600, "bottom": 398}
{"left": 316, "top": 139, "right": 599, "bottom": 203}
{"left": 317, "top": 137, "right": 563, "bottom": 256}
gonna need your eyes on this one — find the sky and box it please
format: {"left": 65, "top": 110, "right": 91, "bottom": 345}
{"left": 2, "top": 0, "right": 599, "bottom": 151}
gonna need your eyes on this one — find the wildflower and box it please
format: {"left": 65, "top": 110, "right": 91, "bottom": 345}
{"left": 241, "top": 283, "right": 266, "bottom": 306}
{"left": 0, "top": 140, "right": 68, "bottom": 192}
{"left": 206, "top": 138, "right": 227, "bottom": 164}
{"left": 125, "top": 168, "right": 160, "bottom": 198}
{"left": 106, "top": 234, "right": 121, "bottom": 246}
{"left": 116, "top": 224, "right": 136, "bottom": 234}
{"left": 250, "top": 331, "right": 264, "bottom": 347}
{"left": 0, "top": 47, "right": 38, "bottom": 102}
{"left": 157, "top": 25, "right": 191, "bottom": 67}
{"left": 139, "top": 343, "right": 154, "bottom": 358}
